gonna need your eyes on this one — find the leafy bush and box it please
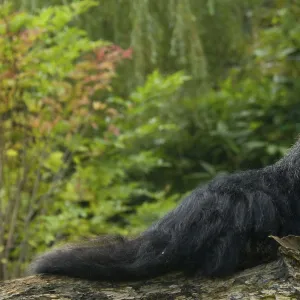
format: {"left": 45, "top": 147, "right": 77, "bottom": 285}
{"left": 57, "top": 70, "right": 190, "bottom": 237}
{"left": 137, "top": 0, "right": 300, "bottom": 194}
{"left": 0, "top": 1, "right": 189, "bottom": 279}
{"left": 0, "top": 1, "right": 132, "bottom": 279}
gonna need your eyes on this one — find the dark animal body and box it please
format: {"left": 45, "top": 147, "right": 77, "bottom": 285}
{"left": 30, "top": 138, "right": 300, "bottom": 281}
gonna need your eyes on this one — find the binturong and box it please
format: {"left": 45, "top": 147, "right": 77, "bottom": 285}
{"left": 29, "top": 137, "right": 300, "bottom": 281}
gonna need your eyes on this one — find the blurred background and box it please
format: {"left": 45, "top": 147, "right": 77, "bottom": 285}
{"left": 0, "top": 0, "right": 300, "bottom": 279}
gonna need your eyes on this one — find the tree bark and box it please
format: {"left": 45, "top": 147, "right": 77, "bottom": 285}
{"left": 1, "top": 236, "right": 300, "bottom": 299}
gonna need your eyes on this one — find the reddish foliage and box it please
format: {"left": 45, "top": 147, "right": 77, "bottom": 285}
{"left": 0, "top": 11, "right": 132, "bottom": 142}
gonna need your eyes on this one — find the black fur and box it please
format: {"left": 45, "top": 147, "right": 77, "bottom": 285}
{"left": 29, "top": 138, "right": 300, "bottom": 281}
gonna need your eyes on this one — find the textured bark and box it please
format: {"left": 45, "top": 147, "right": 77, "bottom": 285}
{"left": 0, "top": 260, "right": 299, "bottom": 300}
{"left": 1, "top": 236, "right": 300, "bottom": 299}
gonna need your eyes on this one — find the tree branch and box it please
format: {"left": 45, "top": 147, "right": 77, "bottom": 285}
{"left": 0, "top": 259, "right": 299, "bottom": 300}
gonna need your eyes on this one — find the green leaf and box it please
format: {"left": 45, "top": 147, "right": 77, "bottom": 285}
{"left": 44, "top": 151, "right": 64, "bottom": 173}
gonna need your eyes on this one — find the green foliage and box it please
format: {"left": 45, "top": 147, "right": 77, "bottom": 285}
{"left": 142, "top": 0, "right": 300, "bottom": 192}
{"left": 56, "top": 70, "right": 189, "bottom": 239}
{"left": 0, "top": 1, "right": 131, "bottom": 279}
{"left": 14, "top": 0, "right": 254, "bottom": 91}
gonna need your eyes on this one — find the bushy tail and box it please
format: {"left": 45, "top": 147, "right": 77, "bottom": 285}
{"left": 29, "top": 231, "right": 177, "bottom": 281}
{"left": 29, "top": 189, "right": 232, "bottom": 281}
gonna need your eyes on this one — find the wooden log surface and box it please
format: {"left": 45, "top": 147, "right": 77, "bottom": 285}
{"left": 1, "top": 236, "right": 300, "bottom": 299}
